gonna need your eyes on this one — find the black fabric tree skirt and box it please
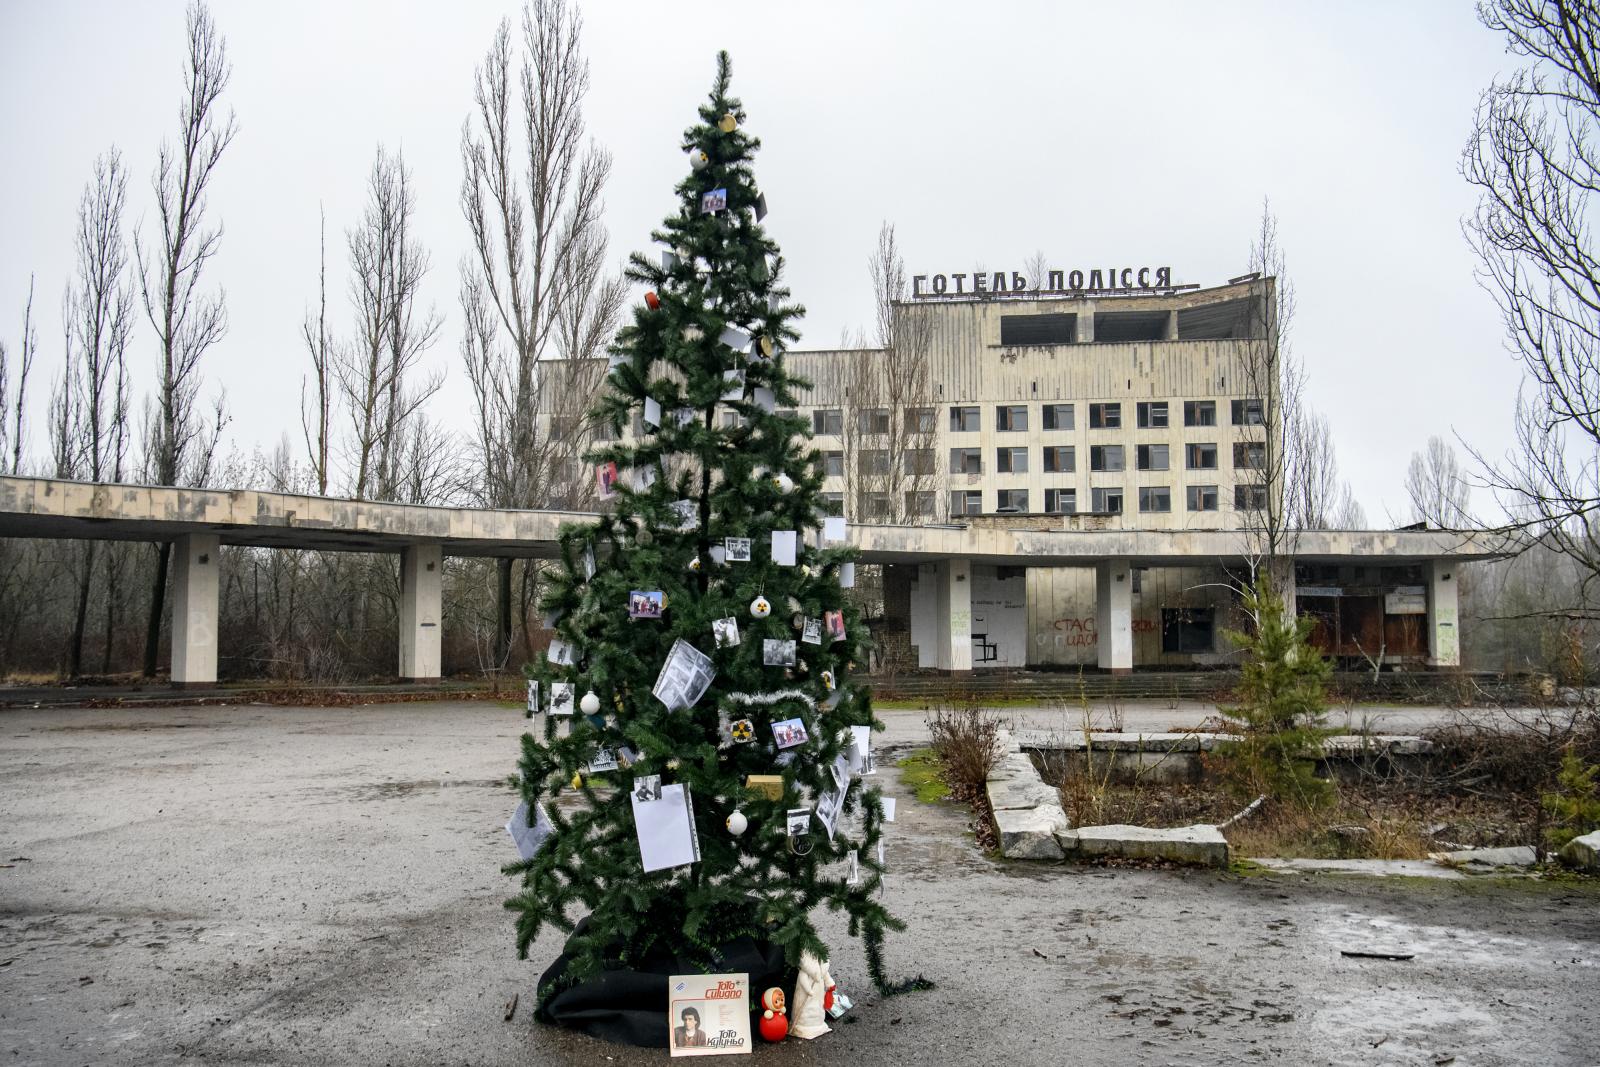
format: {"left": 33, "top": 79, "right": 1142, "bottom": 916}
{"left": 535, "top": 919, "right": 794, "bottom": 1048}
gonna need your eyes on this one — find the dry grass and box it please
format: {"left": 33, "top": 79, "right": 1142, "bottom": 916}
{"left": 926, "top": 702, "right": 1006, "bottom": 797}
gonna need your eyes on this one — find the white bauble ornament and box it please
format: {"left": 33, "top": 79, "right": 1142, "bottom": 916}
{"left": 688, "top": 556, "right": 702, "bottom": 572}
{"left": 579, "top": 690, "right": 601, "bottom": 715}
{"left": 688, "top": 148, "right": 710, "bottom": 171}
{"left": 772, "top": 472, "right": 794, "bottom": 493}
{"left": 750, "top": 595, "right": 772, "bottom": 619}
{"left": 726, "top": 810, "right": 748, "bottom": 836}
{"left": 821, "top": 670, "right": 836, "bottom": 691}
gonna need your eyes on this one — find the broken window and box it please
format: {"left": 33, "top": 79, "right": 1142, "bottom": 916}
{"left": 1091, "top": 487, "right": 1123, "bottom": 514}
{"left": 1136, "top": 401, "right": 1169, "bottom": 428}
{"left": 1183, "top": 400, "right": 1216, "bottom": 427}
{"left": 1186, "top": 484, "right": 1219, "bottom": 511}
{"left": 949, "top": 447, "right": 982, "bottom": 475}
{"left": 996, "top": 405, "right": 1029, "bottom": 432}
{"left": 1043, "top": 404, "right": 1074, "bottom": 430}
{"left": 1043, "top": 445, "right": 1075, "bottom": 473}
{"left": 1233, "top": 441, "right": 1266, "bottom": 470}
{"left": 949, "top": 405, "right": 981, "bottom": 432}
{"left": 1138, "top": 486, "right": 1172, "bottom": 513}
{"left": 1045, "top": 488, "right": 1077, "bottom": 514}
{"left": 949, "top": 489, "right": 983, "bottom": 515}
{"left": 997, "top": 446, "right": 1029, "bottom": 473}
{"left": 812, "top": 408, "right": 843, "bottom": 435}
{"left": 1089, "top": 402, "right": 1121, "bottom": 429}
{"left": 1162, "top": 607, "right": 1215, "bottom": 653}
{"left": 1090, "top": 445, "right": 1125, "bottom": 472}
{"left": 995, "top": 488, "right": 1029, "bottom": 512}
{"left": 1186, "top": 443, "right": 1218, "bottom": 470}
{"left": 1136, "top": 443, "right": 1169, "bottom": 471}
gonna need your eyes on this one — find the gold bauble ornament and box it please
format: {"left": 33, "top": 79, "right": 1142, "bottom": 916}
{"left": 719, "top": 113, "right": 737, "bottom": 133}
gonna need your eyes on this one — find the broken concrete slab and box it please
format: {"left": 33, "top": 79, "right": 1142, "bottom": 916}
{"left": 1250, "top": 857, "right": 1465, "bottom": 880}
{"left": 994, "top": 805, "right": 1069, "bottom": 860}
{"left": 985, "top": 775, "right": 1061, "bottom": 812}
{"left": 1433, "top": 845, "right": 1539, "bottom": 870}
{"left": 1064, "top": 823, "right": 1230, "bottom": 867}
{"left": 1559, "top": 830, "right": 1600, "bottom": 872}
{"left": 986, "top": 752, "right": 1040, "bottom": 783}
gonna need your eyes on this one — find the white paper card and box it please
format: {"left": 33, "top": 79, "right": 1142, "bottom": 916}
{"left": 525, "top": 680, "right": 539, "bottom": 714}
{"left": 633, "top": 782, "right": 700, "bottom": 873}
{"left": 653, "top": 638, "right": 716, "bottom": 711}
{"left": 668, "top": 500, "right": 698, "bottom": 530}
{"left": 719, "top": 326, "right": 750, "bottom": 352}
{"left": 709, "top": 545, "right": 727, "bottom": 566}
{"left": 751, "top": 387, "right": 775, "bottom": 413}
{"left": 823, "top": 516, "right": 847, "bottom": 544}
{"left": 632, "top": 465, "right": 658, "bottom": 491}
{"left": 849, "top": 725, "right": 872, "bottom": 775}
{"left": 721, "top": 369, "right": 744, "bottom": 401}
{"left": 771, "top": 530, "right": 797, "bottom": 567}
{"left": 882, "top": 797, "right": 897, "bottom": 822}
{"left": 506, "top": 800, "right": 556, "bottom": 861}
{"left": 547, "top": 638, "right": 576, "bottom": 666}
{"left": 840, "top": 561, "right": 856, "bottom": 588}
{"left": 644, "top": 397, "right": 662, "bottom": 427}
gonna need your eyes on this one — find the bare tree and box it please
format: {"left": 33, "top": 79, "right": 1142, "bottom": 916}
{"left": 1235, "top": 201, "right": 1308, "bottom": 581}
{"left": 1406, "top": 435, "right": 1473, "bottom": 527}
{"left": 135, "top": 0, "right": 235, "bottom": 677}
{"left": 64, "top": 150, "right": 135, "bottom": 676}
{"left": 840, "top": 223, "right": 939, "bottom": 524}
{"left": 338, "top": 146, "right": 442, "bottom": 501}
{"left": 1464, "top": 0, "right": 1600, "bottom": 610}
{"left": 10, "top": 277, "right": 37, "bottom": 474}
{"left": 459, "top": 0, "right": 623, "bottom": 662}
{"left": 1288, "top": 407, "right": 1366, "bottom": 529}
{"left": 301, "top": 208, "right": 333, "bottom": 495}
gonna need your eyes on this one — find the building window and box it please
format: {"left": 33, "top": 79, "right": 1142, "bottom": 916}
{"left": 857, "top": 449, "right": 890, "bottom": 476}
{"left": 821, "top": 492, "right": 844, "bottom": 515}
{"left": 1043, "top": 445, "right": 1075, "bottom": 473}
{"left": 903, "top": 448, "right": 937, "bottom": 475}
{"left": 949, "top": 447, "right": 982, "bottom": 475}
{"left": 1044, "top": 488, "right": 1077, "bottom": 514}
{"left": 1000, "top": 312, "right": 1075, "bottom": 346}
{"left": 1231, "top": 398, "right": 1265, "bottom": 426}
{"left": 1136, "top": 443, "right": 1169, "bottom": 471}
{"left": 857, "top": 407, "right": 890, "bottom": 434}
{"left": 860, "top": 492, "right": 891, "bottom": 520}
{"left": 905, "top": 490, "right": 937, "bottom": 518}
{"left": 1235, "top": 484, "right": 1269, "bottom": 510}
{"left": 775, "top": 408, "right": 798, "bottom": 421}
{"left": 1234, "top": 441, "right": 1266, "bottom": 470}
{"left": 906, "top": 407, "right": 936, "bottom": 433}
{"left": 592, "top": 420, "right": 613, "bottom": 442}
{"left": 813, "top": 408, "right": 843, "bottom": 435}
{"left": 997, "top": 446, "right": 1029, "bottom": 473}
{"left": 1091, "top": 487, "right": 1123, "bottom": 514}
{"left": 1138, "top": 486, "right": 1172, "bottom": 513}
{"left": 1186, "top": 443, "right": 1218, "bottom": 470}
{"left": 1183, "top": 400, "right": 1216, "bottom": 427}
{"left": 721, "top": 410, "right": 743, "bottom": 429}
{"left": 1162, "top": 607, "right": 1215, "bottom": 653}
{"left": 823, "top": 451, "right": 844, "bottom": 477}
{"left": 1042, "top": 404, "right": 1074, "bottom": 430}
{"left": 996, "top": 488, "right": 1029, "bottom": 512}
{"left": 1136, "top": 401, "right": 1169, "bottom": 429}
{"left": 1089, "top": 402, "right": 1121, "bottom": 429}
{"left": 632, "top": 412, "right": 648, "bottom": 438}
{"left": 1090, "top": 444, "right": 1125, "bottom": 472}
{"left": 1187, "top": 484, "right": 1219, "bottom": 511}
{"left": 950, "top": 490, "right": 983, "bottom": 516}
{"left": 996, "top": 405, "right": 1029, "bottom": 432}
{"left": 949, "top": 405, "right": 980, "bottom": 432}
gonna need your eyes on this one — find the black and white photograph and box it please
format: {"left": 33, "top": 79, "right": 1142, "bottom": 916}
{"left": 546, "top": 637, "right": 576, "bottom": 666}
{"left": 549, "top": 682, "right": 575, "bottom": 717}
{"left": 785, "top": 808, "right": 812, "bottom": 838}
{"left": 762, "top": 638, "right": 796, "bottom": 666}
{"left": 525, "top": 679, "right": 539, "bottom": 714}
{"left": 801, "top": 617, "right": 822, "bottom": 645}
{"left": 633, "top": 773, "right": 663, "bottom": 803}
{"left": 813, "top": 786, "right": 846, "bottom": 841}
{"left": 723, "top": 536, "right": 751, "bottom": 563}
{"left": 711, "top": 616, "right": 740, "bottom": 648}
{"left": 651, "top": 638, "right": 715, "bottom": 712}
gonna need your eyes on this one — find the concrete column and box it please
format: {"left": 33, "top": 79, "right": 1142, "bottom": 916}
{"left": 399, "top": 543, "right": 443, "bottom": 680}
{"left": 1075, "top": 302, "right": 1095, "bottom": 343}
{"left": 1096, "top": 558, "right": 1133, "bottom": 673}
{"left": 933, "top": 557, "right": 973, "bottom": 672}
{"left": 171, "top": 533, "right": 220, "bottom": 686}
{"left": 1425, "top": 559, "right": 1460, "bottom": 668}
{"left": 1164, "top": 310, "right": 1179, "bottom": 340}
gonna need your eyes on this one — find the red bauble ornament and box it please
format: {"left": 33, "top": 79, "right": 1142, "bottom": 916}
{"left": 823, "top": 985, "right": 835, "bottom": 1013}
{"left": 644, "top": 291, "right": 661, "bottom": 310}
{"left": 759, "top": 1009, "right": 789, "bottom": 1042}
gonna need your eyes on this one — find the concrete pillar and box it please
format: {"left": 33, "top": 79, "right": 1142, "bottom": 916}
{"left": 399, "top": 543, "right": 443, "bottom": 680}
{"left": 1076, "top": 302, "right": 1095, "bottom": 343}
{"left": 1096, "top": 558, "right": 1133, "bottom": 673}
{"left": 171, "top": 533, "right": 220, "bottom": 686}
{"left": 1425, "top": 559, "right": 1460, "bottom": 668}
{"left": 933, "top": 557, "right": 973, "bottom": 672}
{"left": 1164, "top": 310, "right": 1179, "bottom": 340}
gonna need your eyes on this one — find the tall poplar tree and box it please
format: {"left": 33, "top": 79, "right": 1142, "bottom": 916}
{"left": 508, "top": 53, "right": 911, "bottom": 1018}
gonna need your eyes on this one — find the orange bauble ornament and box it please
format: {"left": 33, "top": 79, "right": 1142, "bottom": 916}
{"left": 644, "top": 291, "right": 661, "bottom": 310}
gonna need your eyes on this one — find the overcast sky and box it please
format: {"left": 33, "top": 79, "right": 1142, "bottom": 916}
{"left": 0, "top": 1, "right": 1521, "bottom": 522}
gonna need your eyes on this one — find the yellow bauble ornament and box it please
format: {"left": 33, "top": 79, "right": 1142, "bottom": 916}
{"left": 719, "top": 112, "right": 737, "bottom": 133}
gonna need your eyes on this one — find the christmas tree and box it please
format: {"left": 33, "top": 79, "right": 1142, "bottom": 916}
{"left": 507, "top": 52, "right": 910, "bottom": 1026}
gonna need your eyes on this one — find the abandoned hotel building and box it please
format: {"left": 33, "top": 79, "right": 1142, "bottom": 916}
{"left": 764, "top": 269, "right": 1486, "bottom": 674}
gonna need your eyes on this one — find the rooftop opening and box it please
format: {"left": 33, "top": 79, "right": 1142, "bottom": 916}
{"left": 1092, "top": 310, "right": 1168, "bottom": 342}
{"left": 1000, "top": 312, "right": 1076, "bottom": 346}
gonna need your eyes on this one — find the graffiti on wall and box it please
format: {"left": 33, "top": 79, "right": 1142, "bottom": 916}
{"left": 1036, "top": 616, "right": 1157, "bottom": 648}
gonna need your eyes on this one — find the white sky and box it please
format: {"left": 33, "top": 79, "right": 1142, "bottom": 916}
{"left": 0, "top": 1, "right": 1521, "bottom": 522}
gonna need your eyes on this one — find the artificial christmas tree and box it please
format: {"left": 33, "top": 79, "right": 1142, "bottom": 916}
{"left": 505, "top": 52, "right": 918, "bottom": 1047}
